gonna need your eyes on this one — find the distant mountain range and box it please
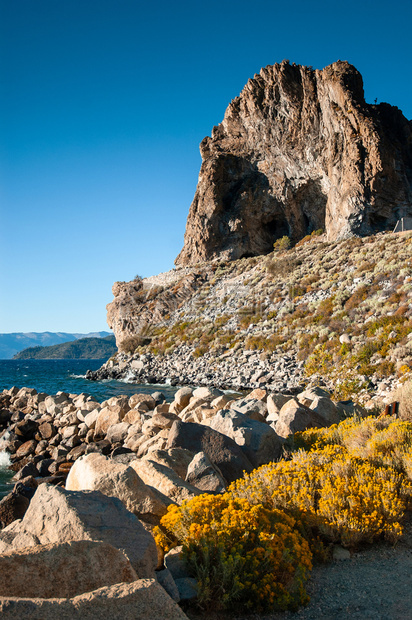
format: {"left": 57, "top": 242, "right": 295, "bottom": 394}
{"left": 13, "top": 335, "right": 117, "bottom": 360}
{"left": 0, "top": 331, "right": 112, "bottom": 359}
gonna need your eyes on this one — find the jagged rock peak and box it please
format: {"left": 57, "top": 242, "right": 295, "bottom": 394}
{"left": 176, "top": 60, "right": 412, "bottom": 266}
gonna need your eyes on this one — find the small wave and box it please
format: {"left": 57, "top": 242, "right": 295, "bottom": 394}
{"left": 119, "top": 371, "right": 138, "bottom": 384}
{"left": 0, "top": 451, "right": 11, "bottom": 468}
{"left": 69, "top": 374, "right": 87, "bottom": 379}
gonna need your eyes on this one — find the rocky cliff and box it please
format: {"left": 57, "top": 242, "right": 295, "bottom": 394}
{"left": 176, "top": 61, "right": 412, "bottom": 265}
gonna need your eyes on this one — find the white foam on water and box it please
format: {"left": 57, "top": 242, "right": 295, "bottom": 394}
{"left": 119, "top": 370, "right": 137, "bottom": 383}
{"left": 69, "top": 373, "right": 87, "bottom": 379}
{"left": 0, "top": 451, "right": 11, "bottom": 468}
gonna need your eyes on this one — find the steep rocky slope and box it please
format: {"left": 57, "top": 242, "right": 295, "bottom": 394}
{"left": 98, "top": 230, "right": 412, "bottom": 405}
{"left": 176, "top": 60, "right": 412, "bottom": 265}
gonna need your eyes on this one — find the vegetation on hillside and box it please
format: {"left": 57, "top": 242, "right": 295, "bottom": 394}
{"left": 121, "top": 231, "right": 412, "bottom": 401}
{"left": 13, "top": 336, "right": 117, "bottom": 360}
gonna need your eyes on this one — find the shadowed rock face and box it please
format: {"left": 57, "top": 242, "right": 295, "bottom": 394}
{"left": 176, "top": 61, "right": 412, "bottom": 265}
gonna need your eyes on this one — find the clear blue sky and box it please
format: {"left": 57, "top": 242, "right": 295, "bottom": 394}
{"left": 1, "top": 0, "right": 411, "bottom": 332}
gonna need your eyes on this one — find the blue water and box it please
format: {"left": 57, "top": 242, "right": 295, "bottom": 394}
{"left": 0, "top": 359, "right": 182, "bottom": 498}
{"left": 0, "top": 359, "right": 180, "bottom": 402}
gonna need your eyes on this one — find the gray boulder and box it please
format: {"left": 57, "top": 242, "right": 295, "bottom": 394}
{"left": 208, "top": 409, "right": 283, "bottom": 467}
{"left": 167, "top": 421, "right": 253, "bottom": 483}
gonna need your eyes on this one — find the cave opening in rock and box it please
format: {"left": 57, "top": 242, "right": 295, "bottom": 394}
{"left": 296, "top": 180, "right": 327, "bottom": 237}
{"left": 266, "top": 216, "right": 290, "bottom": 243}
{"left": 369, "top": 212, "right": 389, "bottom": 233}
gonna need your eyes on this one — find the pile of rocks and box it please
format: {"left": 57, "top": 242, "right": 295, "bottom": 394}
{"left": 87, "top": 346, "right": 306, "bottom": 393}
{"left": 0, "top": 383, "right": 366, "bottom": 615}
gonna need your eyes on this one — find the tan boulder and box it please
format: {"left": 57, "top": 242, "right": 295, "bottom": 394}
{"left": 169, "top": 401, "right": 184, "bottom": 415}
{"left": 245, "top": 388, "right": 267, "bottom": 401}
{"left": 65, "top": 453, "right": 167, "bottom": 521}
{"left": 173, "top": 387, "right": 193, "bottom": 408}
{"left": 210, "top": 394, "right": 233, "bottom": 410}
{"left": 130, "top": 459, "right": 200, "bottom": 504}
{"left": 0, "top": 579, "right": 189, "bottom": 619}
{"left": 129, "top": 393, "right": 156, "bottom": 410}
{"left": 308, "top": 395, "right": 340, "bottom": 424}
{"left": 143, "top": 448, "right": 194, "bottom": 480}
{"left": 136, "top": 435, "right": 168, "bottom": 458}
{"left": 94, "top": 405, "right": 125, "bottom": 438}
{"left": 0, "top": 540, "right": 137, "bottom": 599}
{"left": 153, "top": 403, "right": 170, "bottom": 415}
{"left": 0, "top": 484, "right": 157, "bottom": 578}
{"left": 106, "top": 422, "right": 130, "bottom": 444}
{"left": 192, "top": 386, "right": 222, "bottom": 401}
{"left": 275, "top": 399, "right": 327, "bottom": 438}
{"left": 208, "top": 409, "right": 283, "bottom": 467}
{"left": 179, "top": 397, "right": 207, "bottom": 418}
{"left": 266, "top": 393, "right": 291, "bottom": 423}
{"left": 83, "top": 409, "right": 100, "bottom": 429}
{"left": 123, "top": 409, "right": 144, "bottom": 425}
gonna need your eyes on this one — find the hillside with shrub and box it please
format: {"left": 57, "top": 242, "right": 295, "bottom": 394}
{"left": 94, "top": 230, "right": 412, "bottom": 407}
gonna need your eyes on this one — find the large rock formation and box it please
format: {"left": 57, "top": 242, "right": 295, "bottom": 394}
{"left": 176, "top": 60, "right": 412, "bottom": 265}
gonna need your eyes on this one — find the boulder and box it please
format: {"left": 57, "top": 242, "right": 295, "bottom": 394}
{"left": 0, "top": 491, "right": 30, "bottom": 529}
{"left": 178, "top": 397, "right": 208, "bottom": 418}
{"left": 38, "top": 422, "right": 56, "bottom": 440}
{"left": 167, "top": 420, "right": 253, "bottom": 483}
{"left": 192, "top": 387, "right": 222, "bottom": 401}
{"left": 142, "top": 448, "right": 194, "bottom": 480}
{"left": 185, "top": 452, "right": 226, "bottom": 492}
{"left": 0, "top": 579, "right": 189, "bottom": 619}
{"left": 208, "top": 409, "right": 283, "bottom": 467}
{"left": 297, "top": 387, "right": 331, "bottom": 407}
{"left": 123, "top": 409, "right": 144, "bottom": 425}
{"left": 94, "top": 406, "right": 125, "bottom": 438}
{"left": 308, "top": 396, "right": 340, "bottom": 424}
{"left": 129, "top": 459, "right": 199, "bottom": 504}
{"left": 156, "top": 567, "right": 180, "bottom": 602}
{"left": 65, "top": 453, "right": 167, "bottom": 522}
{"left": 229, "top": 398, "right": 267, "bottom": 421}
{"left": 275, "top": 399, "right": 327, "bottom": 438}
{"left": 336, "top": 400, "right": 368, "bottom": 418}
{"left": 15, "top": 440, "right": 37, "bottom": 459}
{"left": 106, "top": 422, "right": 130, "bottom": 444}
{"left": 129, "top": 394, "right": 156, "bottom": 410}
{"left": 83, "top": 409, "right": 100, "bottom": 429}
{"left": 0, "top": 484, "right": 157, "bottom": 578}
{"left": 15, "top": 420, "right": 39, "bottom": 440}
{"left": 266, "top": 393, "right": 291, "bottom": 422}
{"left": 245, "top": 388, "right": 267, "bottom": 401}
{"left": 173, "top": 387, "right": 193, "bottom": 408}
{"left": 210, "top": 394, "right": 233, "bottom": 410}
{"left": 164, "top": 546, "right": 190, "bottom": 580}
{"left": 0, "top": 540, "right": 137, "bottom": 598}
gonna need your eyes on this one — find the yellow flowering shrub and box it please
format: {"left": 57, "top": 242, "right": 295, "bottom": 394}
{"left": 154, "top": 493, "right": 312, "bottom": 612}
{"left": 294, "top": 416, "right": 412, "bottom": 476}
{"left": 229, "top": 445, "right": 411, "bottom": 546}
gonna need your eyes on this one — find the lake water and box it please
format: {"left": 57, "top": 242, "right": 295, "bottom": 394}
{"left": 0, "top": 358, "right": 182, "bottom": 497}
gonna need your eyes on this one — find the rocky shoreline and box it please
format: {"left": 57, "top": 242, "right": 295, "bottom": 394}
{"left": 0, "top": 382, "right": 368, "bottom": 616}
{"left": 86, "top": 347, "right": 315, "bottom": 392}
{"left": 86, "top": 345, "right": 402, "bottom": 407}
